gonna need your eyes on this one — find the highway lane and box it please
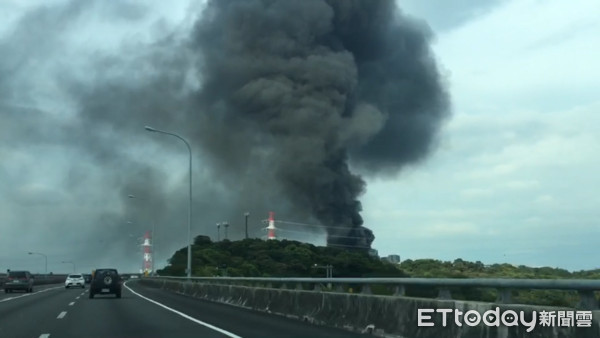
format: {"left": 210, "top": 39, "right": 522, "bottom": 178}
{"left": 47, "top": 285, "right": 237, "bottom": 338}
{"left": 125, "top": 281, "right": 367, "bottom": 338}
{"left": 0, "top": 284, "right": 73, "bottom": 337}
{"left": 0, "top": 284, "right": 65, "bottom": 301}
{"left": 0, "top": 281, "right": 367, "bottom": 338}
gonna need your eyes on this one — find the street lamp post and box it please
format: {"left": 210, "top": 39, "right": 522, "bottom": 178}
{"left": 223, "top": 222, "right": 229, "bottom": 240}
{"left": 28, "top": 252, "right": 47, "bottom": 274}
{"left": 244, "top": 212, "right": 249, "bottom": 239}
{"left": 145, "top": 126, "right": 192, "bottom": 279}
{"left": 216, "top": 223, "right": 221, "bottom": 241}
{"left": 62, "top": 261, "right": 76, "bottom": 273}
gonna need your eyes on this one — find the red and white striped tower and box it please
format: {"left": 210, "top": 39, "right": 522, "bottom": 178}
{"left": 267, "top": 211, "right": 277, "bottom": 240}
{"left": 142, "top": 231, "right": 152, "bottom": 274}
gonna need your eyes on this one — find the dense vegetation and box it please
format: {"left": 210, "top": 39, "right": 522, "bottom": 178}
{"left": 157, "top": 237, "right": 599, "bottom": 307}
{"left": 158, "top": 236, "right": 405, "bottom": 278}
{"left": 400, "top": 259, "right": 600, "bottom": 307}
{"left": 400, "top": 258, "right": 600, "bottom": 280}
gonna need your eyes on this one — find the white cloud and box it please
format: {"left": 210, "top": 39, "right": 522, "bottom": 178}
{"left": 434, "top": 0, "right": 600, "bottom": 112}
{"left": 460, "top": 188, "right": 494, "bottom": 198}
{"left": 503, "top": 180, "right": 540, "bottom": 191}
{"left": 366, "top": 0, "right": 600, "bottom": 270}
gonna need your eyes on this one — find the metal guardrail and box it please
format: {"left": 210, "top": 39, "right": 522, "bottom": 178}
{"left": 145, "top": 276, "right": 600, "bottom": 310}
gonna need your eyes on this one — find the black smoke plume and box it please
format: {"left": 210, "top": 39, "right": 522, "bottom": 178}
{"left": 187, "top": 0, "right": 449, "bottom": 249}
{"left": 1, "top": 0, "right": 449, "bottom": 261}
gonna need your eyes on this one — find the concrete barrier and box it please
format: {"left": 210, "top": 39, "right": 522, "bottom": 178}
{"left": 139, "top": 278, "right": 600, "bottom": 338}
{"left": 32, "top": 274, "right": 68, "bottom": 286}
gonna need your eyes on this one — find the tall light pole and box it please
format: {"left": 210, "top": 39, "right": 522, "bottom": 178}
{"left": 223, "top": 221, "right": 229, "bottom": 240}
{"left": 216, "top": 223, "right": 221, "bottom": 241}
{"left": 244, "top": 212, "right": 249, "bottom": 239}
{"left": 28, "top": 252, "right": 47, "bottom": 274}
{"left": 62, "top": 261, "right": 76, "bottom": 273}
{"left": 145, "top": 126, "right": 192, "bottom": 278}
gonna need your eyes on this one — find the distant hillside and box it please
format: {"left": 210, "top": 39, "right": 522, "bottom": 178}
{"left": 399, "top": 258, "right": 600, "bottom": 279}
{"left": 158, "top": 236, "right": 405, "bottom": 278}
{"left": 398, "top": 258, "right": 600, "bottom": 307}
{"left": 157, "top": 237, "right": 599, "bottom": 307}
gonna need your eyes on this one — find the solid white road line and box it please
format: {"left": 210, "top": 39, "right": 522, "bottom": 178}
{"left": 69, "top": 302, "right": 75, "bottom": 306}
{"left": 39, "top": 334, "right": 50, "bottom": 338}
{"left": 124, "top": 283, "right": 243, "bottom": 338}
{"left": 0, "top": 286, "right": 63, "bottom": 303}
{"left": 57, "top": 311, "right": 67, "bottom": 319}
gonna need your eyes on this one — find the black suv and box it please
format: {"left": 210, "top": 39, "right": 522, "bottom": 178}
{"left": 89, "top": 269, "right": 122, "bottom": 299}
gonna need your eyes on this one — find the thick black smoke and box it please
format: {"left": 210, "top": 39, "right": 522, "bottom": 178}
{"left": 1, "top": 0, "right": 449, "bottom": 264}
{"left": 186, "top": 0, "right": 449, "bottom": 249}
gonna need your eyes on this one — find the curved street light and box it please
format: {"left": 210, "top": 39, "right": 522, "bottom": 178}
{"left": 28, "top": 252, "right": 47, "bottom": 274}
{"left": 145, "top": 126, "right": 192, "bottom": 279}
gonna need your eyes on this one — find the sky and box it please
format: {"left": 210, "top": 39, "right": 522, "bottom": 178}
{"left": 370, "top": 0, "right": 600, "bottom": 270}
{"left": 1, "top": 0, "right": 598, "bottom": 273}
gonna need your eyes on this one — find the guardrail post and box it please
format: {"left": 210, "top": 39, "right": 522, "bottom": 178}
{"left": 361, "top": 285, "right": 372, "bottom": 295}
{"left": 393, "top": 285, "right": 405, "bottom": 296}
{"left": 578, "top": 290, "right": 598, "bottom": 310}
{"left": 496, "top": 288, "right": 512, "bottom": 304}
{"left": 437, "top": 288, "right": 452, "bottom": 300}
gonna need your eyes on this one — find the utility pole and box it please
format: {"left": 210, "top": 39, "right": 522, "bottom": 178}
{"left": 217, "top": 223, "right": 221, "bottom": 241}
{"left": 152, "top": 221, "right": 156, "bottom": 276}
{"left": 223, "top": 222, "right": 229, "bottom": 240}
{"left": 244, "top": 212, "right": 249, "bottom": 239}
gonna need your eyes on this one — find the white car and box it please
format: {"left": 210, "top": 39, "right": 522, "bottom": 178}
{"left": 65, "top": 274, "right": 85, "bottom": 289}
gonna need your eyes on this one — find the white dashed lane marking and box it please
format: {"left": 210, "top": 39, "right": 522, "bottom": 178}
{"left": 39, "top": 334, "right": 50, "bottom": 338}
{"left": 69, "top": 302, "right": 75, "bottom": 306}
{"left": 0, "top": 286, "right": 63, "bottom": 303}
{"left": 57, "top": 311, "right": 67, "bottom": 319}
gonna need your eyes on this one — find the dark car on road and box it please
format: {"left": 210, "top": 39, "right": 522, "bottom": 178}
{"left": 83, "top": 273, "right": 92, "bottom": 284}
{"left": 89, "top": 268, "right": 121, "bottom": 298}
{"left": 4, "top": 270, "right": 34, "bottom": 293}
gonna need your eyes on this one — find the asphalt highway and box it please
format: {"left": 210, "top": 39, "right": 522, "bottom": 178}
{"left": 0, "top": 281, "right": 367, "bottom": 338}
